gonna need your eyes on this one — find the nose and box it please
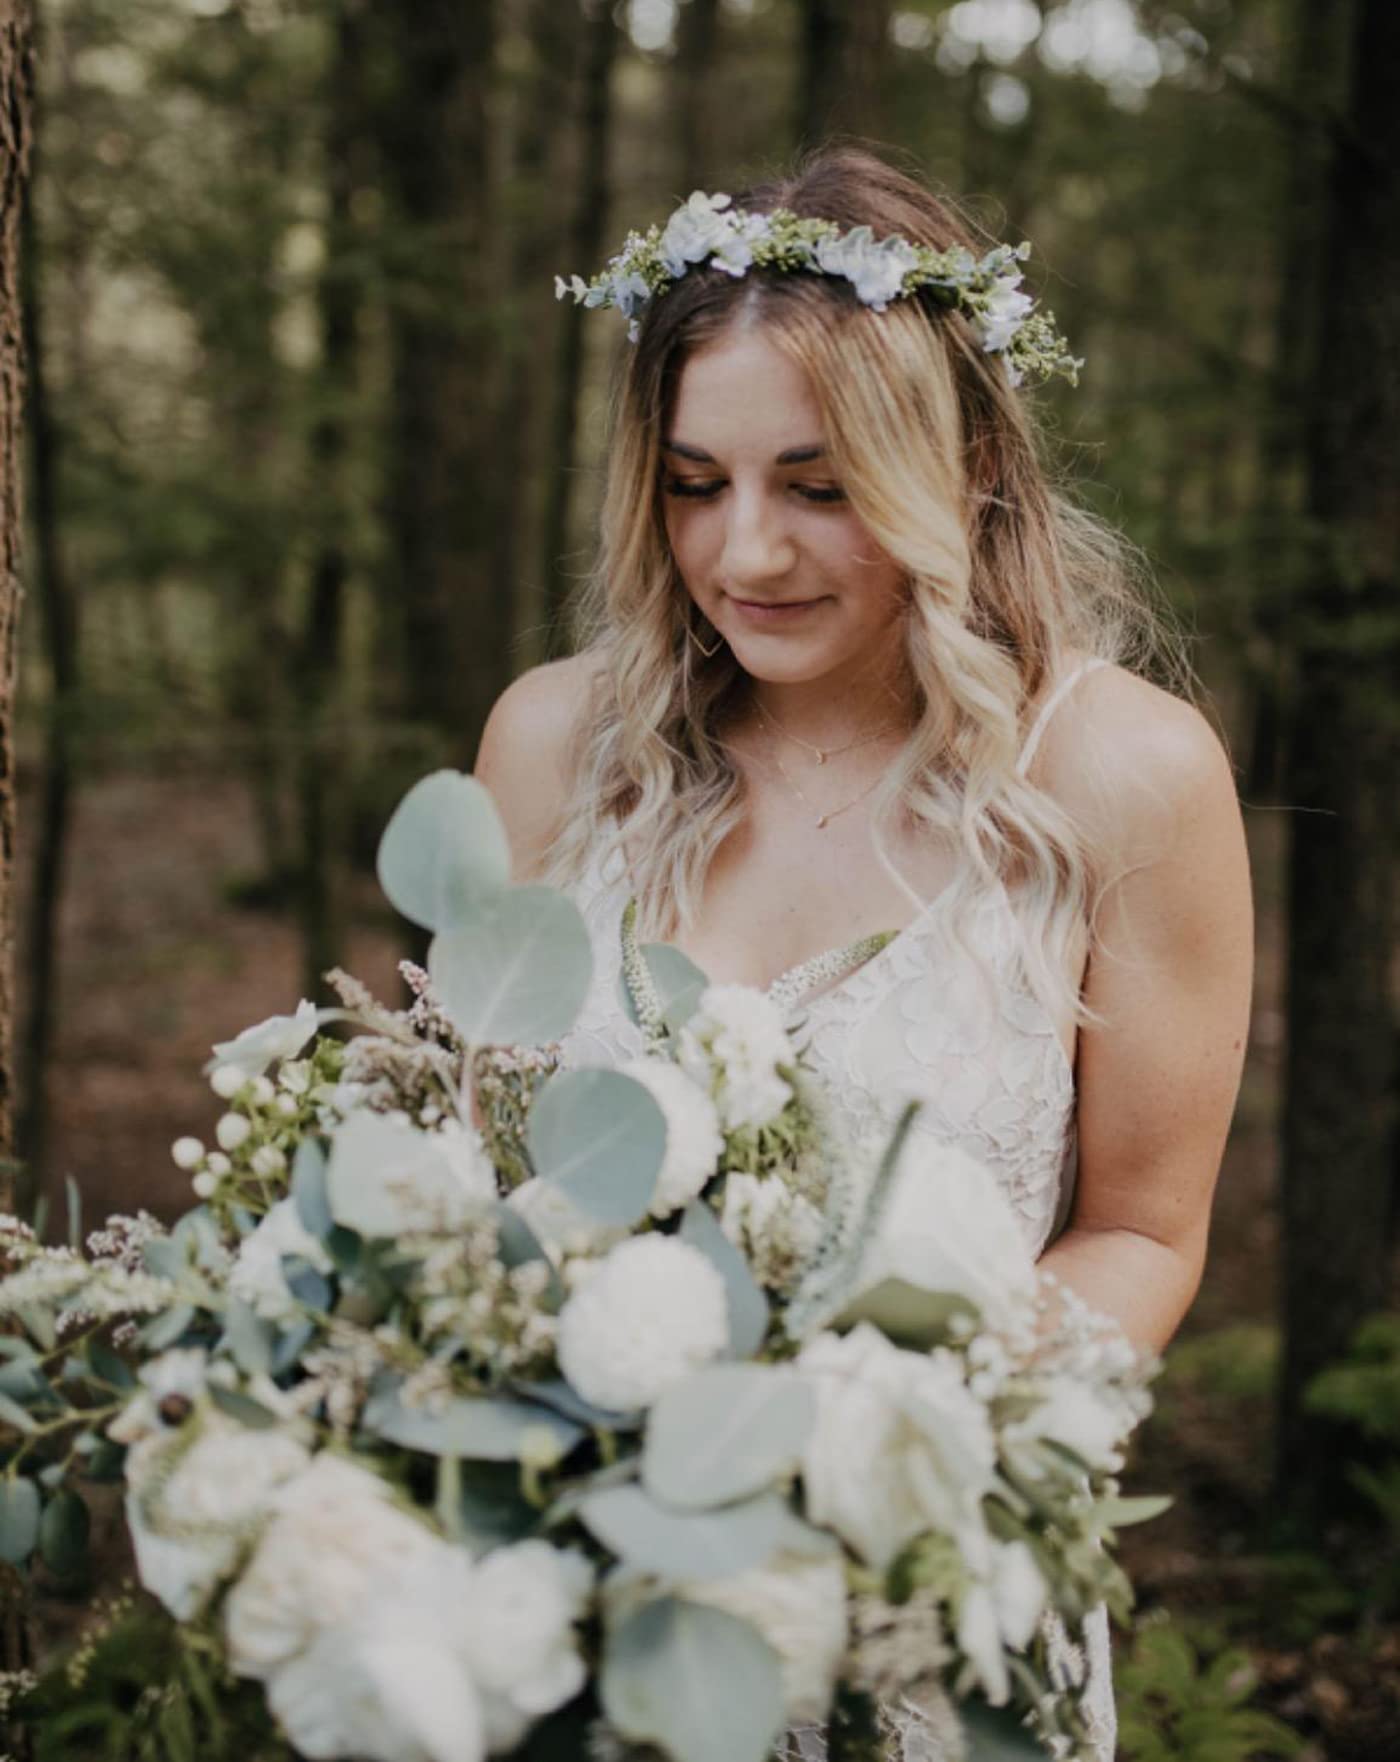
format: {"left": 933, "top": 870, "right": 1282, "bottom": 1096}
{"left": 719, "top": 484, "right": 797, "bottom": 592}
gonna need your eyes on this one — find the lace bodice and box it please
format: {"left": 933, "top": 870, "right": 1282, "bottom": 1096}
{"left": 552, "top": 658, "right": 1115, "bottom": 1760}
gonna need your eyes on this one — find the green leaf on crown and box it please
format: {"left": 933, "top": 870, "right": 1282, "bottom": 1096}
{"left": 526, "top": 1068, "right": 664, "bottom": 1226}
{"left": 600, "top": 1597, "right": 785, "bottom": 1762}
{"left": 642, "top": 1363, "right": 815, "bottom": 1511}
{"left": 429, "top": 885, "right": 593, "bottom": 1045}
{"left": 376, "top": 770, "right": 511, "bottom": 933}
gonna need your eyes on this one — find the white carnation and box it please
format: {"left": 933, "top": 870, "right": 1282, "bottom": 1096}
{"left": 676, "top": 984, "right": 794, "bottom": 1131}
{"left": 229, "top": 1198, "right": 333, "bottom": 1325}
{"left": 851, "top": 1137, "right": 1038, "bottom": 1335}
{"left": 1006, "top": 1372, "right": 1133, "bottom": 1472}
{"left": 619, "top": 1058, "right": 723, "bottom": 1218}
{"left": 459, "top": 1541, "right": 594, "bottom": 1749}
{"left": 556, "top": 1236, "right": 728, "bottom": 1412}
{"left": 326, "top": 1112, "right": 497, "bottom": 1239}
{"left": 122, "top": 1407, "right": 311, "bottom": 1620}
{"left": 211, "top": 999, "right": 321, "bottom": 1079}
{"left": 797, "top": 1324, "right": 996, "bottom": 1571}
{"left": 681, "top": 1552, "right": 847, "bottom": 1723}
{"left": 224, "top": 1453, "right": 443, "bottom": 1680}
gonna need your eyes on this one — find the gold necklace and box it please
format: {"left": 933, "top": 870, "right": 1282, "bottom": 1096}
{"left": 754, "top": 701, "right": 902, "bottom": 766}
{"left": 763, "top": 743, "right": 888, "bottom": 830}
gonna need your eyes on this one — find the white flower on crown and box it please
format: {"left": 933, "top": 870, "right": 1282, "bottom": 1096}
{"left": 978, "top": 271, "right": 1036, "bottom": 353}
{"left": 796, "top": 1322, "right": 997, "bottom": 1572}
{"left": 617, "top": 1056, "right": 724, "bottom": 1218}
{"left": 555, "top": 1235, "right": 728, "bottom": 1412}
{"left": 228, "top": 1197, "right": 333, "bottom": 1325}
{"left": 814, "top": 224, "right": 920, "bottom": 310}
{"left": 658, "top": 189, "right": 738, "bottom": 278}
{"left": 676, "top": 983, "right": 794, "bottom": 1131}
{"left": 679, "top": 1552, "right": 849, "bottom": 1724}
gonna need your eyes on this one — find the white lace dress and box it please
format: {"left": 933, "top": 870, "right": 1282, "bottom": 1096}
{"left": 554, "top": 660, "right": 1117, "bottom": 1761}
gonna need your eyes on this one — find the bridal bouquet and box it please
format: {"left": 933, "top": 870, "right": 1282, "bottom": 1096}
{"left": 0, "top": 773, "right": 1163, "bottom": 1762}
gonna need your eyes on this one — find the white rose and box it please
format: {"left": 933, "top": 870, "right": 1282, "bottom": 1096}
{"left": 797, "top": 1324, "right": 996, "bottom": 1570}
{"left": 211, "top": 999, "right": 321, "bottom": 1079}
{"left": 1007, "top": 1373, "right": 1131, "bottom": 1472}
{"left": 851, "top": 1137, "right": 1038, "bottom": 1334}
{"left": 326, "top": 1112, "right": 497, "bottom": 1238}
{"left": 458, "top": 1541, "right": 593, "bottom": 1749}
{"left": 121, "top": 1406, "right": 310, "bottom": 1620}
{"left": 263, "top": 1546, "right": 487, "bottom": 1762}
{"left": 556, "top": 1236, "right": 729, "bottom": 1412}
{"left": 224, "top": 1454, "right": 443, "bottom": 1679}
{"left": 619, "top": 1058, "right": 724, "bottom": 1218}
{"left": 681, "top": 1552, "right": 847, "bottom": 1723}
{"left": 676, "top": 984, "right": 794, "bottom": 1131}
{"left": 229, "top": 1198, "right": 333, "bottom": 1325}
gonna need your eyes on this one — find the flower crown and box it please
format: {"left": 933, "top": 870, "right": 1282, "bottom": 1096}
{"left": 555, "top": 189, "right": 1084, "bottom": 390}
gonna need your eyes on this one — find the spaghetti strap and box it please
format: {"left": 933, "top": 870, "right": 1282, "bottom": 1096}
{"left": 1015, "top": 656, "right": 1110, "bottom": 776}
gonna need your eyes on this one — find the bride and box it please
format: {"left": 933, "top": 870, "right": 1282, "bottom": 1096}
{"left": 475, "top": 147, "right": 1253, "bottom": 1759}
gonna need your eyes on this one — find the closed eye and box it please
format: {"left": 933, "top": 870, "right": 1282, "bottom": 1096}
{"left": 662, "top": 479, "right": 846, "bottom": 505}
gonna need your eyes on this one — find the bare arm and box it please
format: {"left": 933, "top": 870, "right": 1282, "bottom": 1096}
{"left": 1034, "top": 672, "right": 1255, "bottom": 1354}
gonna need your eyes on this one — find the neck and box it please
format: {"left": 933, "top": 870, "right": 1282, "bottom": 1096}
{"left": 744, "top": 661, "right": 918, "bottom": 751}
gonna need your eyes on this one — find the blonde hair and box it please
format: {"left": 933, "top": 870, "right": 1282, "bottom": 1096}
{"left": 543, "top": 147, "right": 1185, "bottom": 1024}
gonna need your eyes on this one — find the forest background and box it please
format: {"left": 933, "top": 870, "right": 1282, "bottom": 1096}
{"left": 6, "top": 0, "right": 1400, "bottom": 1756}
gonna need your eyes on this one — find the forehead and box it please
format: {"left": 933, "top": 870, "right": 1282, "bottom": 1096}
{"left": 666, "top": 326, "right": 823, "bottom": 450}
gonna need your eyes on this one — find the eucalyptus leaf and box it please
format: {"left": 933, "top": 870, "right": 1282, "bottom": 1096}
{"left": 207, "top": 1386, "right": 281, "bottom": 1431}
{"left": 526, "top": 1068, "right": 664, "bottom": 1226}
{"left": 143, "top": 1237, "right": 188, "bottom": 1283}
{"left": 138, "top": 1304, "right": 197, "bottom": 1352}
{"left": 618, "top": 943, "right": 709, "bottom": 1036}
{"left": 363, "top": 1387, "right": 584, "bottom": 1463}
{"left": 516, "top": 1378, "right": 643, "bottom": 1433}
{"left": 221, "top": 1297, "right": 274, "bottom": 1377}
{"left": 1091, "top": 1494, "right": 1173, "bottom": 1530}
{"left": 601, "top": 1597, "right": 784, "bottom": 1762}
{"left": 0, "top": 1389, "right": 36, "bottom": 1434}
{"left": 292, "top": 1139, "right": 334, "bottom": 1240}
{"left": 643, "top": 1365, "right": 815, "bottom": 1511}
{"left": 376, "top": 770, "right": 511, "bottom": 932}
{"left": 832, "top": 1277, "right": 977, "bottom": 1349}
{"left": 0, "top": 1357, "right": 48, "bottom": 1404}
{"left": 0, "top": 1477, "right": 40, "bottom": 1564}
{"left": 38, "top": 1488, "right": 90, "bottom": 1578}
{"left": 271, "top": 1319, "right": 318, "bottom": 1377}
{"left": 282, "top": 1257, "right": 333, "bottom": 1313}
{"left": 65, "top": 1175, "right": 83, "bottom": 1251}
{"left": 680, "top": 1200, "right": 768, "bottom": 1358}
{"left": 494, "top": 1208, "right": 564, "bottom": 1308}
{"left": 429, "top": 886, "right": 593, "bottom": 1045}
{"left": 579, "top": 1483, "right": 790, "bottom": 1580}
{"left": 16, "top": 1304, "right": 55, "bottom": 1352}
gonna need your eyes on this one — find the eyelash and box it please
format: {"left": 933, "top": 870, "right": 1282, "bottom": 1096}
{"left": 662, "top": 479, "right": 846, "bottom": 505}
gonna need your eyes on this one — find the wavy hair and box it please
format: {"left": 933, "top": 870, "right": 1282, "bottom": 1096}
{"left": 542, "top": 146, "right": 1185, "bottom": 1024}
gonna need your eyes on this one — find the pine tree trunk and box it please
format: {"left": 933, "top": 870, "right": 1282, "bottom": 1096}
{"left": 0, "top": 0, "right": 33, "bottom": 1213}
{"left": 542, "top": 0, "right": 618, "bottom": 649}
{"left": 795, "top": 0, "right": 891, "bottom": 148}
{"left": 16, "top": 52, "right": 73, "bottom": 1213}
{"left": 1276, "top": 0, "right": 1400, "bottom": 1522}
{"left": 676, "top": 0, "right": 721, "bottom": 195}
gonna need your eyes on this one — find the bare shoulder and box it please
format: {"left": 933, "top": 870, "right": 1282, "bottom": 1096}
{"left": 473, "top": 651, "right": 608, "bottom": 879}
{"left": 1032, "top": 659, "right": 1242, "bottom": 868}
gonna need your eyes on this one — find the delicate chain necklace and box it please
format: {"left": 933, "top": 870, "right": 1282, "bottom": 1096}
{"left": 759, "top": 741, "right": 888, "bottom": 831}
{"left": 753, "top": 701, "right": 902, "bottom": 766}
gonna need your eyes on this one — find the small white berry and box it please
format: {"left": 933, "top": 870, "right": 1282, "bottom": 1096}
{"left": 250, "top": 1075, "right": 276, "bottom": 1106}
{"left": 170, "top": 1137, "right": 204, "bottom": 1171}
{"left": 210, "top": 1064, "right": 246, "bottom": 1100}
{"left": 274, "top": 1094, "right": 299, "bottom": 1118}
{"left": 250, "top": 1145, "right": 286, "bottom": 1178}
{"left": 205, "top": 1152, "right": 232, "bottom": 1177}
{"left": 215, "top": 1113, "right": 252, "bottom": 1152}
{"left": 192, "top": 1170, "right": 219, "bottom": 1200}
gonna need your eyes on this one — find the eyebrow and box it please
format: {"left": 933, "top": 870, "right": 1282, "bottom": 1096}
{"left": 660, "top": 441, "right": 828, "bottom": 465}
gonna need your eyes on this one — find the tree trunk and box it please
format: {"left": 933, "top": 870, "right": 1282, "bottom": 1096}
{"left": 294, "top": 0, "right": 366, "bottom": 1004}
{"left": 0, "top": 0, "right": 33, "bottom": 1212}
{"left": 17, "top": 40, "right": 74, "bottom": 1212}
{"left": 374, "top": 0, "right": 506, "bottom": 766}
{"left": 1276, "top": 0, "right": 1400, "bottom": 1523}
{"left": 795, "top": 0, "right": 891, "bottom": 149}
{"left": 676, "top": 0, "right": 721, "bottom": 195}
{"left": 542, "top": 0, "right": 618, "bottom": 651}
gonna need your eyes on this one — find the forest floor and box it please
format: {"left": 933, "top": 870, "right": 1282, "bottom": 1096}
{"left": 12, "top": 767, "right": 1399, "bottom": 1760}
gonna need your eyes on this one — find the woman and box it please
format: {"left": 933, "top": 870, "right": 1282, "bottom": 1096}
{"left": 475, "top": 148, "right": 1253, "bottom": 1759}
